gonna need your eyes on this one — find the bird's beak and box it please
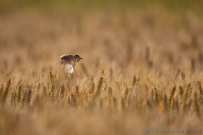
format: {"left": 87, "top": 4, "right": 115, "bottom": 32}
{"left": 77, "top": 58, "right": 82, "bottom": 62}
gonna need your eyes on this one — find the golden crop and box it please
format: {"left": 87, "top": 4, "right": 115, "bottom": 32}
{"left": 0, "top": 5, "right": 203, "bottom": 135}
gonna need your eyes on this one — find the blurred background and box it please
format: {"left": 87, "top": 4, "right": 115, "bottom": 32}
{"left": 0, "top": 0, "right": 203, "bottom": 77}
{"left": 0, "top": 1, "right": 203, "bottom": 135}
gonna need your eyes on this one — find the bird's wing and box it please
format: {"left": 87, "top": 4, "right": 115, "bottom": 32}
{"left": 64, "top": 63, "right": 74, "bottom": 73}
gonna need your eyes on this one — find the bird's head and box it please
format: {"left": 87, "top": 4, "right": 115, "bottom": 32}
{"left": 74, "top": 55, "right": 82, "bottom": 62}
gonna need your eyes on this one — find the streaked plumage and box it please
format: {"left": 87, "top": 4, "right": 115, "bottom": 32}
{"left": 60, "top": 54, "right": 82, "bottom": 73}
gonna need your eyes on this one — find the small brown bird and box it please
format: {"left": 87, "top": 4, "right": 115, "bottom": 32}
{"left": 60, "top": 54, "right": 82, "bottom": 73}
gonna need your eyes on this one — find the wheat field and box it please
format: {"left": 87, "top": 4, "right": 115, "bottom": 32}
{"left": 0, "top": 1, "right": 203, "bottom": 135}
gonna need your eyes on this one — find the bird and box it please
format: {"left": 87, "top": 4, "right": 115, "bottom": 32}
{"left": 60, "top": 54, "right": 82, "bottom": 73}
